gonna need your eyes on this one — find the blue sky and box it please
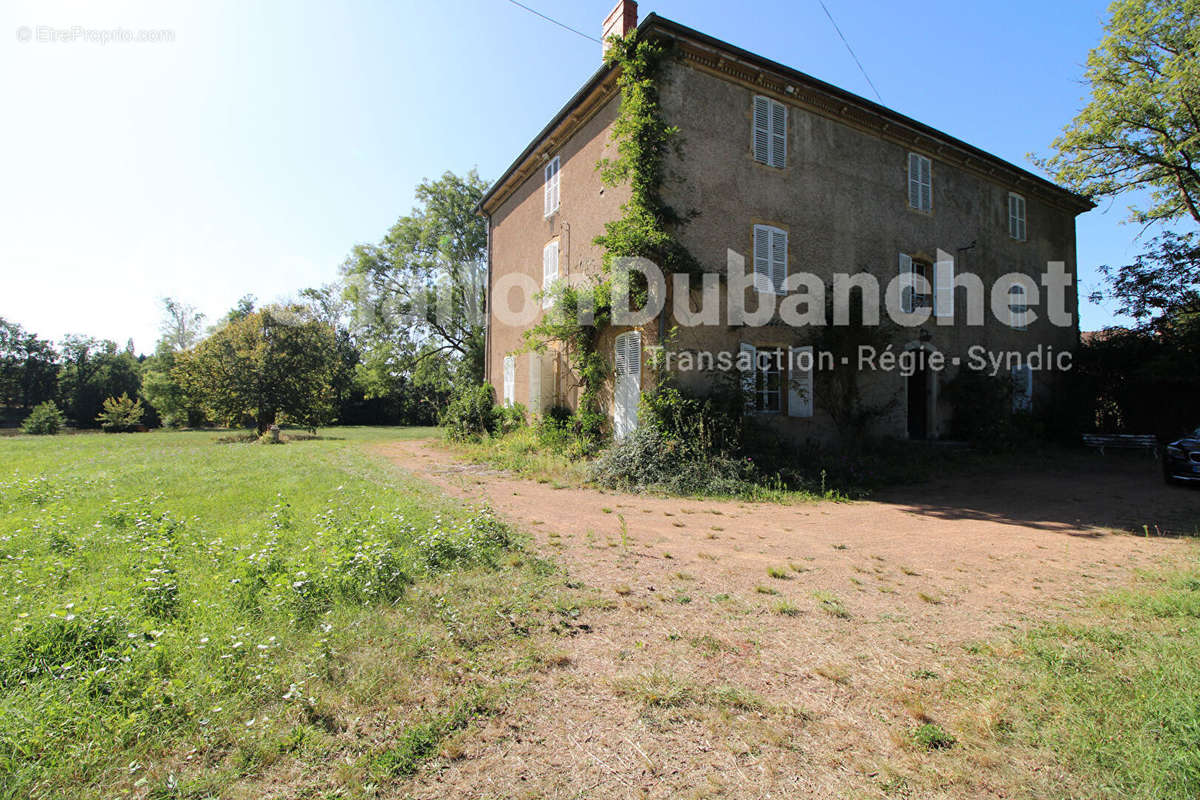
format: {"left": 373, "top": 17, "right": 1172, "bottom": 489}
{"left": 0, "top": 0, "right": 1148, "bottom": 352}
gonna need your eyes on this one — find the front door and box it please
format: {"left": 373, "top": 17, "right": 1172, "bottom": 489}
{"left": 614, "top": 331, "right": 641, "bottom": 441}
{"left": 907, "top": 361, "right": 928, "bottom": 440}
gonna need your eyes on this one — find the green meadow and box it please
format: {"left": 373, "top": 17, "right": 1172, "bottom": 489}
{"left": 0, "top": 428, "right": 580, "bottom": 799}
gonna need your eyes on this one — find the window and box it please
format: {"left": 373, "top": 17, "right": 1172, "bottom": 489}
{"left": 752, "top": 224, "right": 787, "bottom": 294}
{"left": 527, "top": 351, "right": 542, "bottom": 414}
{"left": 543, "top": 156, "right": 560, "bottom": 216}
{"left": 542, "top": 241, "right": 559, "bottom": 308}
{"left": 502, "top": 355, "right": 515, "bottom": 406}
{"left": 899, "top": 253, "right": 932, "bottom": 313}
{"left": 1008, "top": 192, "right": 1026, "bottom": 241}
{"left": 753, "top": 95, "right": 787, "bottom": 168}
{"left": 740, "top": 343, "right": 784, "bottom": 413}
{"left": 1008, "top": 283, "right": 1028, "bottom": 330}
{"left": 1012, "top": 363, "right": 1033, "bottom": 412}
{"left": 908, "top": 152, "right": 932, "bottom": 212}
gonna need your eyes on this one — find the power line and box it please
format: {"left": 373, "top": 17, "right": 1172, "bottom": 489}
{"left": 504, "top": 0, "right": 601, "bottom": 43}
{"left": 816, "top": 0, "right": 884, "bottom": 105}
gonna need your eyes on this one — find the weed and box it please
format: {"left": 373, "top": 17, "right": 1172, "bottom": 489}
{"left": 813, "top": 591, "right": 850, "bottom": 618}
{"left": 912, "top": 723, "right": 955, "bottom": 750}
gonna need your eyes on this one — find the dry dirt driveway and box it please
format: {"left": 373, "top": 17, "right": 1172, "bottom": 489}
{"left": 377, "top": 439, "right": 1200, "bottom": 800}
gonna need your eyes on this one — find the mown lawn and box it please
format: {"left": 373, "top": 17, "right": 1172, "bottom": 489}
{"left": 0, "top": 427, "right": 584, "bottom": 799}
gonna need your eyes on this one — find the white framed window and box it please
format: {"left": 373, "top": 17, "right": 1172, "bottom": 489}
{"left": 1008, "top": 192, "right": 1027, "bottom": 241}
{"left": 908, "top": 152, "right": 932, "bottom": 212}
{"left": 541, "top": 241, "right": 559, "bottom": 308}
{"left": 752, "top": 224, "right": 787, "bottom": 295}
{"left": 740, "top": 343, "right": 784, "bottom": 413}
{"left": 543, "top": 155, "right": 560, "bottom": 217}
{"left": 898, "top": 253, "right": 932, "bottom": 313}
{"left": 1011, "top": 363, "right": 1033, "bottom": 412}
{"left": 502, "top": 355, "right": 515, "bottom": 406}
{"left": 1008, "top": 283, "right": 1028, "bottom": 330}
{"left": 752, "top": 95, "right": 787, "bottom": 168}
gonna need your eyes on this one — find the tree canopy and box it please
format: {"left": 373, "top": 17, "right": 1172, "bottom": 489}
{"left": 342, "top": 170, "right": 488, "bottom": 398}
{"left": 174, "top": 306, "right": 342, "bottom": 434}
{"left": 1041, "top": 0, "right": 1200, "bottom": 226}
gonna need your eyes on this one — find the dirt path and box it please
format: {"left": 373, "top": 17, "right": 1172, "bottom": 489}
{"left": 375, "top": 439, "right": 1198, "bottom": 799}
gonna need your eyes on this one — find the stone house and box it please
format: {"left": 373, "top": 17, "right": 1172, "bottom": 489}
{"left": 478, "top": 3, "right": 1093, "bottom": 442}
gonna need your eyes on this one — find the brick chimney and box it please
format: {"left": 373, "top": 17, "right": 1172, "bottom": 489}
{"left": 601, "top": 0, "right": 638, "bottom": 56}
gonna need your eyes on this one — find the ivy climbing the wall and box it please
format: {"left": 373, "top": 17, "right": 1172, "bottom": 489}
{"left": 524, "top": 29, "right": 698, "bottom": 453}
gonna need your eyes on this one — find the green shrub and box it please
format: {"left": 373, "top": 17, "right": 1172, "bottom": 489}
{"left": 589, "top": 425, "right": 756, "bottom": 496}
{"left": 96, "top": 393, "right": 144, "bottom": 433}
{"left": 441, "top": 384, "right": 528, "bottom": 441}
{"left": 442, "top": 384, "right": 498, "bottom": 441}
{"left": 21, "top": 401, "right": 65, "bottom": 435}
{"left": 493, "top": 402, "right": 527, "bottom": 435}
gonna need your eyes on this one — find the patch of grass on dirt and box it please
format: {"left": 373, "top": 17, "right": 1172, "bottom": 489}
{"left": 445, "top": 427, "right": 589, "bottom": 486}
{"left": 941, "top": 554, "right": 1200, "bottom": 799}
{"left": 766, "top": 566, "right": 791, "bottom": 580}
{"left": 814, "top": 591, "right": 851, "bottom": 618}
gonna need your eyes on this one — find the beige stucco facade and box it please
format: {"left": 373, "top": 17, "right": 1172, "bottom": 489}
{"left": 480, "top": 14, "right": 1090, "bottom": 442}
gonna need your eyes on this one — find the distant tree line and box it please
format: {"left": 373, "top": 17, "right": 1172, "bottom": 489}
{"left": 2, "top": 171, "right": 488, "bottom": 433}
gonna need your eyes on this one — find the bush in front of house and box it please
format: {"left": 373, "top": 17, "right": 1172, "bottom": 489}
{"left": 21, "top": 401, "right": 66, "bottom": 435}
{"left": 441, "top": 383, "right": 527, "bottom": 442}
{"left": 589, "top": 382, "right": 759, "bottom": 496}
{"left": 96, "top": 393, "right": 145, "bottom": 433}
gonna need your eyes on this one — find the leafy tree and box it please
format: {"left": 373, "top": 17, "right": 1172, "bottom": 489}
{"left": 0, "top": 318, "right": 58, "bottom": 412}
{"left": 1040, "top": 0, "right": 1200, "bottom": 226}
{"left": 342, "top": 170, "right": 488, "bottom": 399}
{"left": 1095, "top": 230, "right": 1200, "bottom": 320}
{"left": 97, "top": 393, "right": 145, "bottom": 432}
{"left": 57, "top": 336, "right": 141, "bottom": 427}
{"left": 174, "top": 306, "right": 341, "bottom": 434}
{"left": 20, "top": 401, "right": 65, "bottom": 435}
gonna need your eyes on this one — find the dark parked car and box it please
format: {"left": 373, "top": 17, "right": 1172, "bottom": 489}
{"left": 1164, "top": 427, "right": 1200, "bottom": 485}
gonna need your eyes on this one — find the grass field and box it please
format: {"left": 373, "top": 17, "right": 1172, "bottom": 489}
{"left": 0, "top": 427, "right": 586, "bottom": 799}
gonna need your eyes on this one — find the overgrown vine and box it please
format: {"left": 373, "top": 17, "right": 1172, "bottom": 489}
{"left": 524, "top": 30, "right": 698, "bottom": 449}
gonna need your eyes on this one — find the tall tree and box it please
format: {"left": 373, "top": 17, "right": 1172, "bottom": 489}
{"left": 1040, "top": 0, "right": 1200, "bottom": 226}
{"left": 1043, "top": 0, "right": 1200, "bottom": 324}
{"left": 342, "top": 170, "right": 488, "bottom": 398}
{"left": 159, "top": 298, "right": 207, "bottom": 352}
{"left": 0, "top": 318, "right": 59, "bottom": 412}
{"left": 174, "top": 306, "right": 341, "bottom": 434}
{"left": 57, "top": 336, "right": 141, "bottom": 427}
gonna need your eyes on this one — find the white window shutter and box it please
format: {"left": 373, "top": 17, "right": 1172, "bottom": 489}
{"left": 752, "top": 225, "right": 771, "bottom": 293}
{"left": 908, "top": 153, "right": 921, "bottom": 209}
{"left": 788, "top": 345, "right": 813, "bottom": 418}
{"left": 770, "top": 100, "right": 787, "bottom": 167}
{"left": 740, "top": 342, "right": 757, "bottom": 409}
{"left": 753, "top": 96, "right": 770, "bottom": 164}
{"left": 920, "top": 156, "right": 932, "bottom": 211}
{"left": 542, "top": 241, "right": 558, "bottom": 308}
{"left": 503, "top": 355, "right": 515, "bottom": 406}
{"left": 544, "top": 156, "right": 560, "bottom": 216}
{"left": 934, "top": 254, "right": 954, "bottom": 318}
{"left": 770, "top": 228, "right": 787, "bottom": 294}
{"left": 1012, "top": 364, "right": 1033, "bottom": 412}
{"left": 528, "top": 352, "right": 541, "bottom": 414}
{"left": 899, "top": 252, "right": 914, "bottom": 314}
